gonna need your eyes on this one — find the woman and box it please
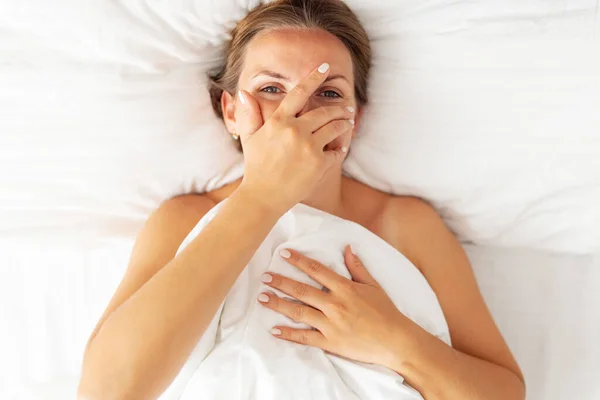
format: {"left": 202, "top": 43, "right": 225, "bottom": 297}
{"left": 78, "top": 1, "right": 525, "bottom": 399}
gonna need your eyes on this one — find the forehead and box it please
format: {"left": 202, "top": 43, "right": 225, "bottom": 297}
{"left": 240, "top": 28, "right": 354, "bottom": 83}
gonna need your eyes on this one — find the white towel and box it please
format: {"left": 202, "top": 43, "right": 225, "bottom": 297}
{"left": 161, "top": 201, "right": 450, "bottom": 400}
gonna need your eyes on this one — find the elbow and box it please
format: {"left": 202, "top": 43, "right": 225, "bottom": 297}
{"left": 515, "top": 375, "right": 527, "bottom": 400}
{"left": 511, "top": 364, "right": 527, "bottom": 400}
{"left": 504, "top": 368, "right": 526, "bottom": 400}
{"left": 76, "top": 385, "right": 103, "bottom": 400}
{"left": 512, "top": 382, "right": 526, "bottom": 400}
{"left": 77, "top": 374, "right": 132, "bottom": 400}
{"left": 78, "top": 375, "right": 137, "bottom": 400}
{"left": 77, "top": 382, "right": 108, "bottom": 400}
{"left": 78, "top": 355, "right": 138, "bottom": 400}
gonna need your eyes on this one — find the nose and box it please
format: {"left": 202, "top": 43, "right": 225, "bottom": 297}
{"left": 296, "top": 96, "right": 318, "bottom": 117}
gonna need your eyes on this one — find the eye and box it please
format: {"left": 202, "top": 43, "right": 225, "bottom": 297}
{"left": 320, "top": 90, "right": 342, "bottom": 99}
{"left": 260, "top": 86, "right": 283, "bottom": 94}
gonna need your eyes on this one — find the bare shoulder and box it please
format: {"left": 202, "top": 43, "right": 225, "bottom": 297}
{"left": 124, "top": 193, "right": 216, "bottom": 292}
{"left": 376, "top": 196, "right": 450, "bottom": 270}
{"left": 85, "top": 193, "right": 216, "bottom": 348}
{"left": 341, "top": 179, "right": 448, "bottom": 264}
{"left": 131, "top": 194, "right": 216, "bottom": 262}
{"left": 377, "top": 197, "right": 524, "bottom": 382}
{"left": 381, "top": 195, "right": 440, "bottom": 223}
{"left": 139, "top": 177, "right": 241, "bottom": 253}
{"left": 137, "top": 194, "right": 215, "bottom": 244}
{"left": 157, "top": 193, "right": 216, "bottom": 222}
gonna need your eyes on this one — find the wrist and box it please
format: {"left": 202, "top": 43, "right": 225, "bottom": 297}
{"left": 233, "top": 182, "right": 290, "bottom": 218}
{"left": 384, "top": 316, "right": 443, "bottom": 396}
{"left": 382, "top": 315, "right": 424, "bottom": 375}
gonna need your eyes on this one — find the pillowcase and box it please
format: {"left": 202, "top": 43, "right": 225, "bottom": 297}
{"left": 344, "top": 0, "right": 600, "bottom": 253}
{"left": 1, "top": 0, "right": 598, "bottom": 253}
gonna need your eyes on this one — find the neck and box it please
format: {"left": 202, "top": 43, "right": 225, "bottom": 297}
{"left": 300, "top": 167, "right": 345, "bottom": 217}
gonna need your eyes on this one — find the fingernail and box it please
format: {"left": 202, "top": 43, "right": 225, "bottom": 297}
{"left": 261, "top": 273, "right": 273, "bottom": 283}
{"left": 349, "top": 244, "right": 355, "bottom": 255}
{"left": 349, "top": 119, "right": 355, "bottom": 125}
{"left": 238, "top": 90, "right": 246, "bottom": 105}
{"left": 279, "top": 249, "right": 291, "bottom": 259}
{"left": 258, "top": 294, "right": 270, "bottom": 303}
{"left": 271, "top": 328, "right": 282, "bottom": 335}
{"left": 346, "top": 106, "right": 355, "bottom": 113}
{"left": 318, "top": 63, "right": 330, "bottom": 73}
{"left": 341, "top": 147, "right": 348, "bottom": 153}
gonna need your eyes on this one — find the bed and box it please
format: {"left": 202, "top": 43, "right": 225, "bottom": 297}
{"left": 1, "top": 1, "right": 599, "bottom": 399}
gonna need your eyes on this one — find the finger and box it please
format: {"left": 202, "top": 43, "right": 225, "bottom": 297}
{"left": 279, "top": 249, "right": 348, "bottom": 290}
{"left": 235, "top": 90, "right": 263, "bottom": 142}
{"left": 344, "top": 245, "right": 377, "bottom": 285}
{"left": 322, "top": 146, "right": 348, "bottom": 169}
{"left": 271, "top": 326, "right": 327, "bottom": 348}
{"left": 262, "top": 273, "right": 330, "bottom": 310}
{"left": 276, "top": 63, "right": 330, "bottom": 117}
{"left": 297, "top": 105, "right": 355, "bottom": 133}
{"left": 312, "top": 118, "right": 354, "bottom": 149}
{"left": 258, "top": 292, "right": 327, "bottom": 330}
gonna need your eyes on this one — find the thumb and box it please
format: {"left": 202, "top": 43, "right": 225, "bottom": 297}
{"left": 344, "top": 245, "right": 377, "bottom": 285}
{"left": 236, "top": 90, "right": 263, "bottom": 143}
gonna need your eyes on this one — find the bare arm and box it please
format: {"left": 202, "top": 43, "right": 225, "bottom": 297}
{"left": 78, "top": 189, "right": 285, "bottom": 400}
{"left": 247, "top": 194, "right": 524, "bottom": 399}
{"left": 382, "top": 197, "right": 525, "bottom": 400}
{"left": 78, "top": 63, "right": 352, "bottom": 400}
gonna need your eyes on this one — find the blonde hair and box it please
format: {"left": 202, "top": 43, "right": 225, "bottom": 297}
{"left": 208, "top": 0, "right": 371, "bottom": 122}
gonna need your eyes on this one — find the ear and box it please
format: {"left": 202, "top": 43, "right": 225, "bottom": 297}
{"left": 221, "top": 90, "right": 236, "bottom": 134}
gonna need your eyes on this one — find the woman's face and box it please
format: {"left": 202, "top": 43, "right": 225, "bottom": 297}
{"left": 223, "top": 28, "right": 360, "bottom": 152}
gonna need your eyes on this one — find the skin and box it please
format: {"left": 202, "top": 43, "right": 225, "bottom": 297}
{"left": 221, "top": 28, "right": 361, "bottom": 217}
{"left": 228, "top": 29, "right": 356, "bottom": 152}
{"left": 78, "top": 28, "right": 525, "bottom": 400}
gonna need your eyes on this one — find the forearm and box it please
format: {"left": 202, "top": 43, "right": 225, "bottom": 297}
{"left": 80, "top": 188, "right": 284, "bottom": 400}
{"left": 388, "top": 321, "right": 525, "bottom": 400}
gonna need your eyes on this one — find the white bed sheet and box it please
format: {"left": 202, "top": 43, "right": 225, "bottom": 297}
{"left": 1, "top": 0, "right": 599, "bottom": 398}
{"left": 1, "top": 236, "right": 598, "bottom": 400}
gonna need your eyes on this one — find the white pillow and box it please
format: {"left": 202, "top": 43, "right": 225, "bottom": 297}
{"left": 1, "top": 0, "right": 598, "bottom": 253}
{"left": 344, "top": 0, "right": 600, "bottom": 254}
{"left": 0, "top": 0, "right": 247, "bottom": 239}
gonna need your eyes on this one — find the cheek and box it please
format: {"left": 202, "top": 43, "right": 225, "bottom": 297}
{"left": 255, "top": 98, "right": 279, "bottom": 122}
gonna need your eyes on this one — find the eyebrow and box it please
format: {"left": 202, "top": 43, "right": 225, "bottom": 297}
{"left": 252, "top": 70, "right": 350, "bottom": 84}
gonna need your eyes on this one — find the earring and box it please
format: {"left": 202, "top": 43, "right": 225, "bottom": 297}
{"left": 231, "top": 130, "right": 239, "bottom": 140}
